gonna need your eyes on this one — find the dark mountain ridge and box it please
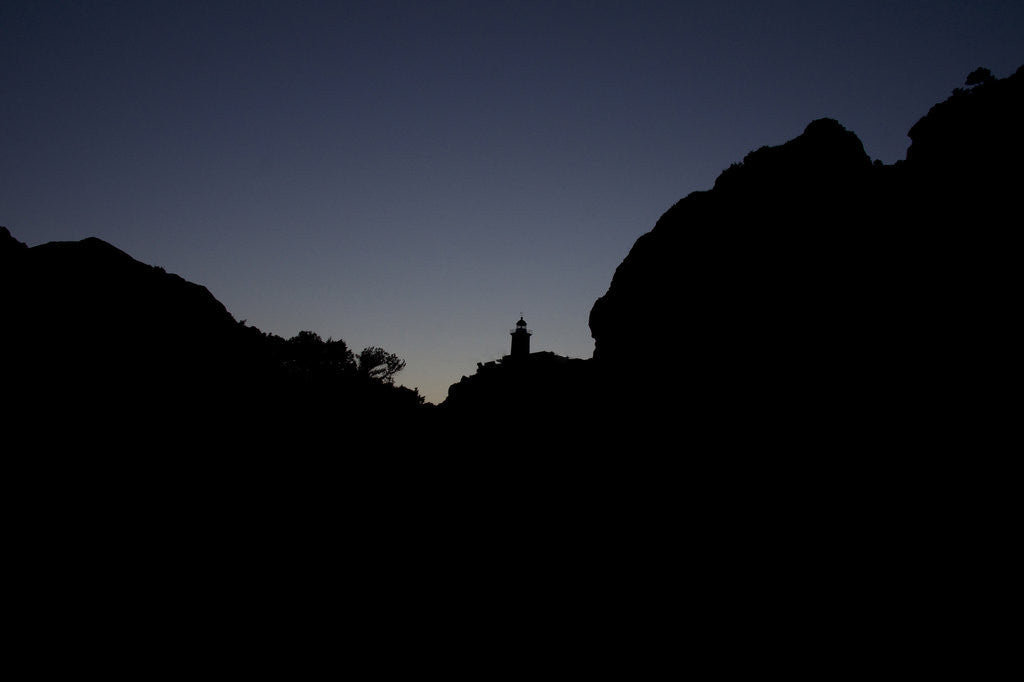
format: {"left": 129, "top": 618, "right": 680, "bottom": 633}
{"left": 5, "top": 69, "right": 1017, "bottom": 653}
{"left": 4, "top": 66, "right": 1019, "bottom": 443}
{"left": 4, "top": 228, "right": 238, "bottom": 392}
{"left": 2, "top": 227, "right": 424, "bottom": 443}
{"left": 6, "top": 66, "right": 1015, "bottom": 659}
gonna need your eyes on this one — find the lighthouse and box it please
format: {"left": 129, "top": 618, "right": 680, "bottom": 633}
{"left": 510, "top": 316, "right": 532, "bottom": 358}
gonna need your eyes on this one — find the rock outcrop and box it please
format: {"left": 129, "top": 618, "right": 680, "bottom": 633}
{"left": 588, "top": 66, "right": 1022, "bottom": 435}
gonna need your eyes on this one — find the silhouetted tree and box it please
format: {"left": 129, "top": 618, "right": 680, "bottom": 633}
{"left": 965, "top": 67, "right": 994, "bottom": 86}
{"left": 281, "top": 331, "right": 355, "bottom": 380}
{"left": 283, "top": 330, "right": 323, "bottom": 378}
{"left": 323, "top": 337, "right": 356, "bottom": 375}
{"left": 290, "top": 330, "right": 323, "bottom": 346}
{"left": 358, "top": 346, "right": 406, "bottom": 384}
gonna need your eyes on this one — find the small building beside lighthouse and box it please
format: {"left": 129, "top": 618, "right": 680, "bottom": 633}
{"left": 510, "top": 316, "right": 532, "bottom": 358}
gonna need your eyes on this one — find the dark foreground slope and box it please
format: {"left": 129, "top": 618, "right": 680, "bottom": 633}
{"left": 588, "top": 66, "right": 1022, "bottom": 442}
{"left": 5, "top": 71, "right": 1018, "bottom": 664}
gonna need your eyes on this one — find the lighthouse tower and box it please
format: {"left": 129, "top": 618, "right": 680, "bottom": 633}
{"left": 510, "top": 316, "right": 532, "bottom": 358}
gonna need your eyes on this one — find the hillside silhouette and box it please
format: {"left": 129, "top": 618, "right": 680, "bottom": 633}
{"left": 442, "top": 65, "right": 1021, "bottom": 447}
{"left": 4, "top": 65, "right": 1020, "bottom": 444}
{"left": 5, "top": 68, "right": 1019, "bottom": 664}
{"left": 2, "top": 228, "right": 424, "bottom": 447}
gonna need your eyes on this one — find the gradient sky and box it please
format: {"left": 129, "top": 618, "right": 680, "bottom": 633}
{"left": 3, "top": 1, "right": 1022, "bottom": 404}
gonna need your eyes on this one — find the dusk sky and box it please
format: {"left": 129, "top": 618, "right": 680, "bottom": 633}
{"left": 4, "top": 1, "right": 1022, "bottom": 403}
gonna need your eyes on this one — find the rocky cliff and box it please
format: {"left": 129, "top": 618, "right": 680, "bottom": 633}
{"left": 588, "top": 66, "right": 1022, "bottom": 434}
